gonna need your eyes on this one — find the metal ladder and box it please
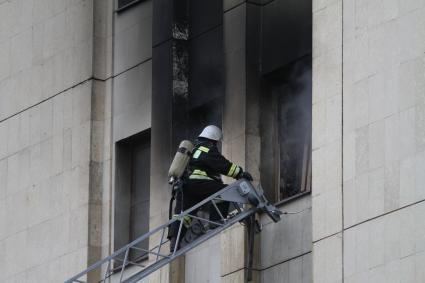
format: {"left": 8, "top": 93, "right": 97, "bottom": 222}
{"left": 65, "top": 179, "right": 282, "bottom": 283}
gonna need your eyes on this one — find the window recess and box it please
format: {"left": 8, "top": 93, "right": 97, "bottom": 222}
{"left": 114, "top": 129, "right": 151, "bottom": 266}
{"left": 260, "top": 56, "right": 312, "bottom": 203}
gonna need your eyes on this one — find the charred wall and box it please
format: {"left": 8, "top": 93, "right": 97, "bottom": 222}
{"left": 152, "top": 0, "right": 312, "bottom": 282}
{"left": 151, "top": 0, "right": 224, "bottom": 281}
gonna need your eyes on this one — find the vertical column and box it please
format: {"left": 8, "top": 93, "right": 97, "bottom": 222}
{"left": 222, "top": 2, "right": 263, "bottom": 281}
{"left": 341, "top": 0, "right": 425, "bottom": 282}
{"left": 88, "top": 0, "right": 114, "bottom": 282}
{"left": 169, "top": 3, "right": 190, "bottom": 282}
{"left": 222, "top": 3, "right": 246, "bottom": 167}
{"left": 245, "top": 3, "right": 262, "bottom": 282}
{"left": 221, "top": 2, "right": 247, "bottom": 282}
{"left": 151, "top": 0, "right": 189, "bottom": 282}
{"left": 151, "top": 2, "right": 173, "bottom": 279}
{"left": 311, "top": 0, "right": 343, "bottom": 282}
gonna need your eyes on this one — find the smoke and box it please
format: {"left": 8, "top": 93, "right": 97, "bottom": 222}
{"left": 260, "top": 55, "right": 312, "bottom": 198}
{"left": 278, "top": 57, "right": 312, "bottom": 145}
{"left": 277, "top": 56, "right": 312, "bottom": 197}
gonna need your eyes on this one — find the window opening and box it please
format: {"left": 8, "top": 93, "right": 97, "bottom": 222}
{"left": 114, "top": 129, "right": 151, "bottom": 266}
{"left": 128, "top": 140, "right": 150, "bottom": 262}
{"left": 275, "top": 68, "right": 312, "bottom": 199}
{"left": 261, "top": 57, "right": 312, "bottom": 202}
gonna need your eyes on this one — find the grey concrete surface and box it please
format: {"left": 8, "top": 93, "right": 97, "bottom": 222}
{"left": 114, "top": 0, "right": 152, "bottom": 75}
{"left": 0, "top": 82, "right": 92, "bottom": 282}
{"left": 260, "top": 197, "right": 312, "bottom": 271}
{"left": 312, "top": 0, "right": 425, "bottom": 282}
{"left": 112, "top": 60, "right": 152, "bottom": 142}
{"left": 0, "top": 0, "right": 93, "bottom": 121}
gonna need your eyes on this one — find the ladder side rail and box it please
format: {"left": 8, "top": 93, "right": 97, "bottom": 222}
{"left": 121, "top": 204, "right": 253, "bottom": 283}
{"left": 66, "top": 180, "right": 257, "bottom": 283}
{"left": 122, "top": 207, "right": 258, "bottom": 283}
{"left": 65, "top": 222, "right": 173, "bottom": 283}
{"left": 65, "top": 184, "right": 239, "bottom": 282}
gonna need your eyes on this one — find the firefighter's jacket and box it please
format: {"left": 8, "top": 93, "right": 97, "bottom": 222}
{"left": 188, "top": 139, "right": 242, "bottom": 182}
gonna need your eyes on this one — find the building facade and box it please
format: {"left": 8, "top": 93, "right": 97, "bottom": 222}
{"left": 0, "top": 0, "right": 424, "bottom": 282}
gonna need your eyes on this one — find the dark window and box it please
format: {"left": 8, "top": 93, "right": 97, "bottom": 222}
{"left": 275, "top": 63, "right": 312, "bottom": 199}
{"left": 117, "top": 0, "right": 144, "bottom": 12}
{"left": 261, "top": 57, "right": 312, "bottom": 202}
{"left": 114, "top": 129, "right": 151, "bottom": 264}
{"left": 261, "top": 0, "right": 312, "bottom": 74}
{"left": 258, "top": 0, "right": 312, "bottom": 203}
{"left": 129, "top": 138, "right": 150, "bottom": 260}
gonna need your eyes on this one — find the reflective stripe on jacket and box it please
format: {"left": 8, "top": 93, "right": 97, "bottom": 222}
{"left": 188, "top": 140, "right": 242, "bottom": 181}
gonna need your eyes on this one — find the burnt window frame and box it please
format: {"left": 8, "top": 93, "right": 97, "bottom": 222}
{"left": 260, "top": 56, "right": 312, "bottom": 205}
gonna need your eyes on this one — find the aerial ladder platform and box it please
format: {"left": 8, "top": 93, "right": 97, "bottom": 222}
{"left": 65, "top": 179, "right": 282, "bottom": 283}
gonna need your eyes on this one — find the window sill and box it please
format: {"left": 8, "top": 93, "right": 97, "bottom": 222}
{"left": 116, "top": 0, "right": 144, "bottom": 13}
{"left": 274, "top": 191, "right": 311, "bottom": 208}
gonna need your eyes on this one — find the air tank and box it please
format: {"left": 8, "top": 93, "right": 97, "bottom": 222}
{"left": 168, "top": 140, "right": 194, "bottom": 183}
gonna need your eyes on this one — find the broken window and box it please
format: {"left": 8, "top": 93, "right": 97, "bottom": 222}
{"left": 114, "top": 129, "right": 151, "bottom": 264}
{"left": 261, "top": 57, "right": 312, "bottom": 202}
{"left": 276, "top": 65, "right": 312, "bottom": 199}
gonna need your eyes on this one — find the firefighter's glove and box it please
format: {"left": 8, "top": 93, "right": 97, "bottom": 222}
{"left": 237, "top": 171, "right": 253, "bottom": 181}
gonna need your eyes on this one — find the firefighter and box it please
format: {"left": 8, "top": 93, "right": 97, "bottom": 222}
{"left": 169, "top": 125, "right": 253, "bottom": 251}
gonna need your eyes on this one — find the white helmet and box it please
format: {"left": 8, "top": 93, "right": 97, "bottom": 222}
{"left": 198, "top": 125, "right": 223, "bottom": 141}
